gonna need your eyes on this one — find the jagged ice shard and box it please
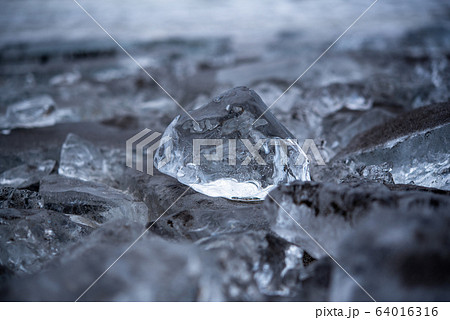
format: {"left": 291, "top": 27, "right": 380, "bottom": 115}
{"left": 154, "top": 87, "right": 310, "bottom": 201}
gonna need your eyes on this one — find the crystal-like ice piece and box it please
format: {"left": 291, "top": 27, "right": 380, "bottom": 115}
{"left": 0, "top": 208, "right": 92, "bottom": 274}
{"left": 154, "top": 87, "right": 310, "bottom": 200}
{"left": 0, "top": 187, "right": 44, "bottom": 209}
{"left": 58, "top": 133, "right": 125, "bottom": 186}
{"left": 58, "top": 133, "right": 107, "bottom": 182}
{"left": 1, "top": 95, "right": 56, "bottom": 129}
{"left": 49, "top": 71, "right": 81, "bottom": 86}
{"left": 197, "top": 231, "right": 305, "bottom": 299}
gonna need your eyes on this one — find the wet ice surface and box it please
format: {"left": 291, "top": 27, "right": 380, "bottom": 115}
{"left": 1, "top": 0, "right": 450, "bottom": 301}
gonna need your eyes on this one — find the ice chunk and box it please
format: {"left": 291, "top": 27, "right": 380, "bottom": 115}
{"left": 310, "top": 159, "right": 394, "bottom": 184}
{"left": 0, "top": 96, "right": 77, "bottom": 131}
{"left": 0, "top": 95, "right": 56, "bottom": 129}
{"left": 58, "top": 133, "right": 125, "bottom": 186}
{"left": 49, "top": 71, "right": 81, "bottom": 86}
{"left": 0, "top": 208, "right": 92, "bottom": 274}
{"left": 340, "top": 103, "right": 450, "bottom": 190}
{"left": 151, "top": 205, "right": 268, "bottom": 241}
{"left": 40, "top": 175, "right": 149, "bottom": 225}
{"left": 122, "top": 170, "right": 268, "bottom": 226}
{"left": 154, "top": 87, "right": 310, "bottom": 201}
{"left": 0, "top": 187, "right": 44, "bottom": 209}
{"left": 264, "top": 180, "right": 450, "bottom": 259}
{"left": 321, "top": 108, "right": 395, "bottom": 154}
{"left": 352, "top": 124, "right": 450, "bottom": 190}
{"left": 0, "top": 160, "right": 55, "bottom": 188}
{"left": 197, "top": 231, "right": 305, "bottom": 300}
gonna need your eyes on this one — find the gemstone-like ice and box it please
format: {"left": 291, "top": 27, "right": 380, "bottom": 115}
{"left": 58, "top": 133, "right": 106, "bottom": 182}
{"left": 154, "top": 87, "right": 310, "bottom": 200}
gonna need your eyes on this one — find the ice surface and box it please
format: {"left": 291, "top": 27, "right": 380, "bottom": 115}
{"left": 264, "top": 180, "right": 450, "bottom": 259}
{"left": 0, "top": 208, "right": 91, "bottom": 274}
{"left": 197, "top": 231, "right": 305, "bottom": 300}
{"left": 0, "top": 187, "right": 44, "bottom": 210}
{"left": 0, "top": 160, "right": 55, "bottom": 188}
{"left": 40, "top": 175, "right": 149, "bottom": 225}
{"left": 330, "top": 195, "right": 450, "bottom": 301}
{"left": 4, "top": 219, "right": 223, "bottom": 301}
{"left": 154, "top": 87, "right": 310, "bottom": 200}
{"left": 264, "top": 180, "right": 392, "bottom": 259}
{"left": 352, "top": 124, "right": 450, "bottom": 190}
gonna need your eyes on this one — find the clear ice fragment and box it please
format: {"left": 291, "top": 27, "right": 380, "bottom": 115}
{"left": 58, "top": 133, "right": 125, "bottom": 187}
{"left": 58, "top": 133, "right": 107, "bottom": 182}
{"left": 352, "top": 123, "right": 450, "bottom": 190}
{"left": 40, "top": 175, "right": 149, "bottom": 224}
{"left": 0, "top": 208, "right": 92, "bottom": 274}
{"left": 0, "top": 95, "right": 56, "bottom": 129}
{"left": 0, "top": 160, "right": 55, "bottom": 188}
{"left": 154, "top": 87, "right": 310, "bottom": 200}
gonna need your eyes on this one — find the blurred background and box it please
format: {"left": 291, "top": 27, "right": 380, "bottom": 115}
{"left": 1, "top": 0, "right": 449, "bottom": 157}
{"left": 1, "top": 1, "right": 449, "bottom": 135}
